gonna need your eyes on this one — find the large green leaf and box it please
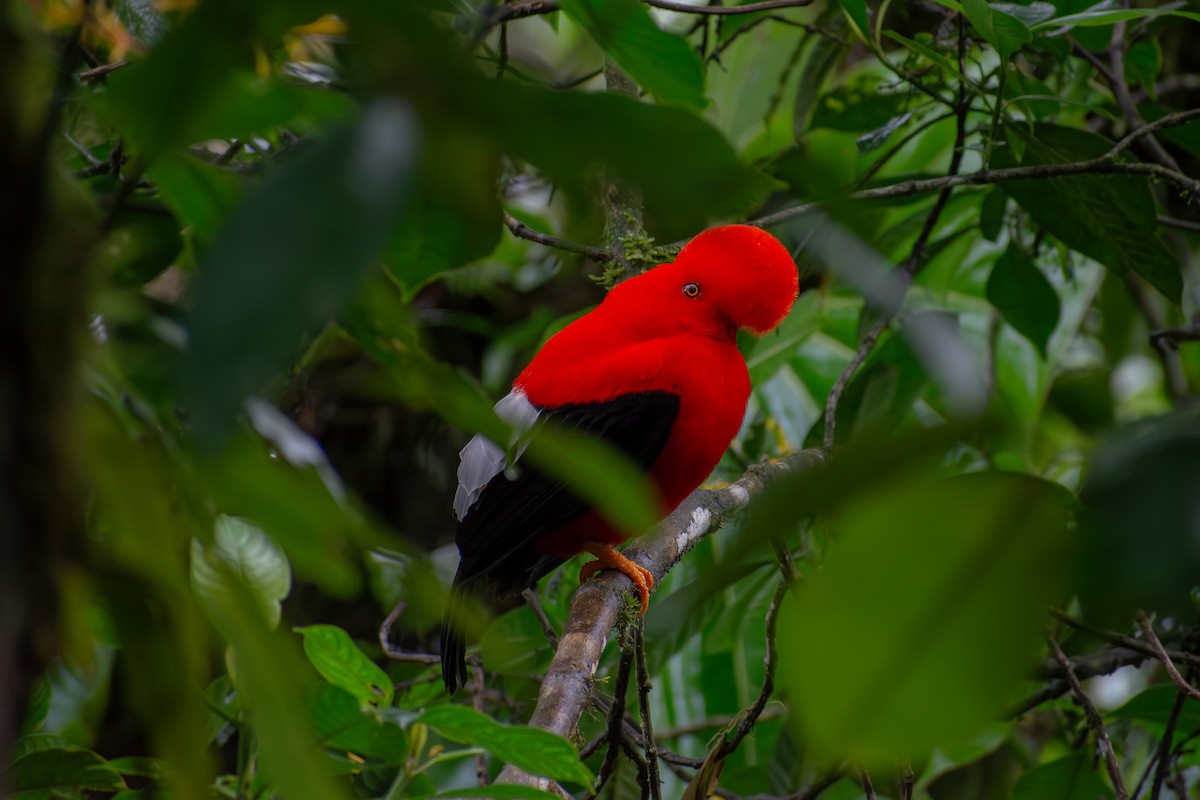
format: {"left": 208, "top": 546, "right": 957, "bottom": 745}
{"left": 1011, "top": 755, "right": 1113, "bottom": 800}
{"left": 962, "top": 0, "right": 1031, "bottom": 60}
{"left": 146, "top": 154, "right": 243, "bottom": 242}
{"left": 779, "top": 472, "right": 1075, "bottom": 762}
{"left": 420, "top": 706, "right": 593, "bottom": 787}
{"left": 191, "top": 514, "right": 291, "bottom": 629}
{"left": 5, "top": 749, "right": 126, "bottom": 794}
{"left": 985, "top": 243, "right": 1060, "bottom": 356}
{"left": 297, "top": 625, "right": 394, "bottom": 706}
{"left": 1077, "top": 415, "right": 1200, "bottom": 627}
{"left": 181, "top": 100, "right": 417, "bottom": 443}
{"left": 307, "top": 685, "right": 408, "bottom": 765}
{"left": 559, "top": 0, "right": 706, "bottom": 111}
{"left": 1109, "top": 685, "right": 1200, "bottom": 734}
{"left": 1031, "top": 7, "right": 1200, "bottom": 31}
{"left": 996, "top": 123, "right": 1180, "bottom": 303}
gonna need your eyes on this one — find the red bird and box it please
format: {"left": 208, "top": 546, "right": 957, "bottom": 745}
{"left": 441, "top": 225, "right": 799, "bottom": 692}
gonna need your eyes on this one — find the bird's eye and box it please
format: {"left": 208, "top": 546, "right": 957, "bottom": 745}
{"left": 682, "top": 282, "right": 701, "bottom": 298}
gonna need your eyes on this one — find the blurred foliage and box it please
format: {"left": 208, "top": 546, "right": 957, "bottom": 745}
{"left": 7, "top": 0, "right": 1200, "bottom": 798}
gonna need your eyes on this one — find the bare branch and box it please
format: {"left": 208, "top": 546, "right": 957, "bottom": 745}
{"left": 1105, "top": 107, "right": 1200, "bottom": 161}
{"left": 1051, "top": 609, "right": 1200, "bottom": 669}
{"left": 503, "top": 211, "right": 614, "bottom": 262}
{"left": 78, "top": 59, "right": 128, "bottom": 81}
{"left": 1047, "top": 634, "right": 1129, "bottom": 800}
{"left": 754, "top": 152, "right": 1200, "bottom": 230}
{"left": 1136, "top": 611, "right": 1200, "bottom": 703}
{"left": 379, "top": 602, "right": 442, "bottom": 664}
{"left": 633, "top": 621, "right": 663, "bottom": 800}
{"left": 643, "top": 0, "right": 815, "bottom": 14}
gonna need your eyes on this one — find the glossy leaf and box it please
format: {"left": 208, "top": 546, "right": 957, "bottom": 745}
{"left": 986, "top": 243, "right": 1060, "bottom": 356}
{"left": 296, "top": 625, "right": 394, "bottom": 706}
{"left": 559, "top": 0, "right": 706, "bottom": 110}
{"left": 1011, "top": 754, "right": 1114, "bottom": 800}
{"left": 420, "top": 705, "right": 593, "bottom": 787}
{"left": 191, "top": 515, "right": 291, "bottom": 629}
{"left": 5, "top": 748, "right": 126, "bottom": 793}
{"left": 307, "top": 685, "right": 408, "bottom": 764}
{"left": 996, "top": 123, "right": 1181, "bottom": 303}
{"left": 961, "top": 0, "right": 1031, "bottom": 61}
{"left": 1077, "top": 416, "right": 1200, "bottom": 627}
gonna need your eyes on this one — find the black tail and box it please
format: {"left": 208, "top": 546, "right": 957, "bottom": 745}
{"left": 440, "top": 581, "right": 470, "bottom": 694}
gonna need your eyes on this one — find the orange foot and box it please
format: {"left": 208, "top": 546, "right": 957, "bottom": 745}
{"left": 577, "top": 543, "right": 655, "bottom": 615}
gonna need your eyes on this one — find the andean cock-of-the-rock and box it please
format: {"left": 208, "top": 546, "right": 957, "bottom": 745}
{"left": 441, "top": 224, "right": 800, "bottom": 693}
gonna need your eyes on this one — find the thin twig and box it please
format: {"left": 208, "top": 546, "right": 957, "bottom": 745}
{"left": 78, "top": 59, "right": 128, "bottom": 80}
{"left": 857, "top": 766, "right": 878, "bottom": 800}
{"left": 754, "top": 158, "right": 1200, "bottom": 229}
{"left": 1136, "top": 611, "right": 1200, "bottom": 702}
{"left": 1108, "top": 21, "right": 1181, "bottom": 172}
{"left": 379, "top": 602, "right": 442, "bottom": 664}
{"left": 586, "top": 640, "right": 635, "bottom": 800}
{"left": 634, "top": 620, "right": 662, "bottom": 800}
{"left": 1105, "top": 107, "right": 1200, "bottom": 160}
{"left": 643, "top": 0, "right": 814, "bottom": 14}
{"left": 522, "top": 589, "right": 561, "bottom": 649}
{"left": 488, "top": 0, "right": 814, "bottom": 24}
{"left": 1047, "top": 634, "right": 1129, "bottom": 800}
{"left": 1158, "top": 215, "right": 1200, "bottom": 233}
{"left": 1051, "top": 610, "right": 1200, "bottom": 669}
{"left": 472, "top": 661, "right": 490, "bottom": 786}
{"left": 502, "top": 211, "right": 613, "bottom": 262}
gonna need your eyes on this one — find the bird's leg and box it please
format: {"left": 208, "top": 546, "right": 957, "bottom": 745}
{"left": 578, "top": 543, "right": 655, "bottom": 615}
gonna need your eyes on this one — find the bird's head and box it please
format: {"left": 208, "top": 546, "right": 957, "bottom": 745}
{"left": 659, "top": 224, "right": 799, "bottom": 338}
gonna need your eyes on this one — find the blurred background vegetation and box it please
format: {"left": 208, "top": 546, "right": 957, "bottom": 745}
{"left": 5, "top": 0, "right": 1200, "bottom": 798}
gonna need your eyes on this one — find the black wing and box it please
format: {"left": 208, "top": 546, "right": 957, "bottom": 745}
{"left": 441, "top": 390, "right": 680, "bottom": 692}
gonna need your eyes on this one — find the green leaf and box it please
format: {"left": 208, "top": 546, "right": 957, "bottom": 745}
{"left": 996, "top": 123, "right": 1181, "bottom": 303}
{"left": 420, "top": 705, "right": 593, "bottom": 787}
{"left": 192, "top": 515, "right": 291, "bottom": 629}
{"left": 979, "top": 187, "right": 1007, "bottom": 241}
{"left": 986, "top": 244, "right": 1060, "bottom": 356}
{"left": 1031, "top": 7, "right": 1200, "bottom": 31}
{"left": 1109, "top": 685, "right": 1200, "bottom": 733}
{"left": 809, "top": 85, "right": 911, "bottom": 134}
{"left": 961, "top": 0, "right": 1031, "bottom": 60}
{"left": 1078, "top": 416, "right": 1200, "bottom": 627}
{"left": 307, "top": 685, "right": 408, "bottom": 764}
{"left": 6, "top": 748, "right": 126, "bottom": 793}
{"left": 146, "top": 153, "right": 242, "bottom": 242}
{"left": 1011, "top": 754, "right": 1113, "bottom": 800}
{"left": 296, "top": 625, "right": 394, "bottom": 706}
{"left": 836, "top": 0, "right": 870, "bottom": 37}
{"left": 558, "top": 0, "right": 706, "bottom": 111}
{"left": 780, "top": 472, "right": 1075, "bottom": 762}
{"left": 181, "top": 100, "right": 417, "bottom": 443}
{"left": 883, "top": 30, "right": 961, "bottom": 76}
{"left": 384, "top": 127, "right": 502, "bottom": 296}
{"left": 93, "top": 211, "right": 183, "bottom": 287}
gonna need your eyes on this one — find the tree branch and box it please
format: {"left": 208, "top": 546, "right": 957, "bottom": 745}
{"left": 494, "top": 449, "right": 826, "bottom": 788}
{"left": 502, "top": 211, "right": 614, "bottom": 263}
{"left": 488, "top": 0, "right": 815, "bottom": 25}
{"left": 1047, "top": 634, "right": 1129, "bottom": 800}
{"left": 754, "top": 157, "right": 1200, "bottom": 229}
{"left": 1136, "top": 611, "right": 1200, "bottom": 703}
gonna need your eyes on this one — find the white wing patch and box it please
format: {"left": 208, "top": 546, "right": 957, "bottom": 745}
{"left": 453, "top": 389, "right": 541, "bottom": 521}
